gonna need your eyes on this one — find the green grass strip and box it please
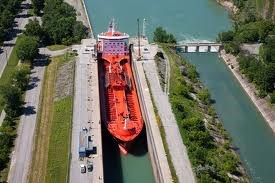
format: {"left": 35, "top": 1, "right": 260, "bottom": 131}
{"left": 46, "top": 97, "right": 73, "bottom": 183}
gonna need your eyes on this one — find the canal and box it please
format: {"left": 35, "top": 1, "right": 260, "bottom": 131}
{"left": 84, "top": 0, "right": 275, "bottom": 182}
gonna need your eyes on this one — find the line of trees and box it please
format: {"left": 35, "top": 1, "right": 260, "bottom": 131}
{"left": 0, "top": 0, "right": 23, "bottom": 45}
{"left": 42, "top": 0, "right": 87, "bottom": 45}
{"left": 0, "top": 64, "right": 30, "bottom": 174}
{"left": 218, "top": 0, "right": 275, "bottom": 102}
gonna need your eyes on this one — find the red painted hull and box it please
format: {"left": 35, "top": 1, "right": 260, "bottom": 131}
{"left": 98, "top": 54, "right": 144, "bottom": 154}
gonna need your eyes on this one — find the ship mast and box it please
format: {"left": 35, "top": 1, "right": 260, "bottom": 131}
{"left": 137, "top": 18, "right": 141, "bottom": 58}
{"left": 108, "top": 18, "right": 116, "bottom": 35}
{"left": 142, "top": 18, "right": 146, "bottom": 38}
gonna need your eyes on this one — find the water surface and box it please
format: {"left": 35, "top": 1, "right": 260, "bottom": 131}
{"left": 85, "top": 0, "right": 275, "bottom": 182}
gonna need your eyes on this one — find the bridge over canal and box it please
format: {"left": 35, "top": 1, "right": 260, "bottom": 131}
{"left": 176, "top": 42, "right": 223, "bottom": 53}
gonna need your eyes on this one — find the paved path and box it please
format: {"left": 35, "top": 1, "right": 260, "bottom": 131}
{"left": 8, "top": 59, "right": 46, "bottom": 183}
{"left": 0, "top": 0, "right": 31, "bottom": 77}
{"left": 69, "top": 39, "right": 103, "bottom": 183}
{"left": 143, "top": 60, "right": 195, "bottom": 183}
{"left": 0, "top": 110, "right": 6, "bottom": 126}
{"left": 39, "top": 47, "right": 70, "bottom": 57}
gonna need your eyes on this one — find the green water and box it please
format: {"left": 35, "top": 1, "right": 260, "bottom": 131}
{"left": 85, "top": 0, "right": 275, "bottom": 182}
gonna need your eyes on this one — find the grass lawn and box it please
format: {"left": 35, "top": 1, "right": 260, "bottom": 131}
{"left": 47, "top": 45, "right": 68, "bottom": 51}
{"left": 46, "top": 97, "right": 73, "bottom": 183}
{"left": 0, "top": 36, "right": 22, "bottom": 112}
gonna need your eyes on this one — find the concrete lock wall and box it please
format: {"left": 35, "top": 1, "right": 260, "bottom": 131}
{"left": 129, "top": 45, "right": 172, "bottom": 183}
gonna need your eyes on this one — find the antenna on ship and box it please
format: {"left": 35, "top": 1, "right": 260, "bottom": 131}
{"left": 137, "top": 18, "right": 141, "bottom": 59}
{"left": 112, "top": 18, "right": 115, "bottom": 35}
{"left": 142, "top": 18, "right": 146, "bottom": 38}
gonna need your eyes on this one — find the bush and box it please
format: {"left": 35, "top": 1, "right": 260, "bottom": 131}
{"left": 198, "top": 88, "right": 211, "bottom": 105}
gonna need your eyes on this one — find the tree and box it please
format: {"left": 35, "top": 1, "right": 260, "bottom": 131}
{"left": 12, "top": 65, "right": 31, "bottom": 90}
{"left": 42, "top": 0, "right": 86, "bottom": 44}
{"left": 236, "top": 28, "right": 259, "bottom": 43}
{"left": 73, "top": 21, "right": 87, "bottom": 43}
{"left": 16, "top": 35, "right": 39, "bottom": 62}
{"left": 258, "top": 20, "right": 273, "bottom": 42}
{"left": 32, "top": 0, "right": 44, "bottom": 15}
{"left": 0, "top": 85, "right": 23, "bottom": 117}
{"left": 224, "top": 41, "right": 240, "bottom": 55}
{"left": 218, "top": 31, "right": 234, "bottom": 42}
{"left": 153, "top": 27, "right": 177, "bottom": 44}
{"left": 24, "top": 19, "right": 43, "bottom": 38}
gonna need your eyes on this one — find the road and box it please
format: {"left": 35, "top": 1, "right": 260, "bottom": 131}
{"left": 143, "top": 55, "right": 195, "bottom": 183}
{"left": 69, "top": 39, "right": 103, "bottom": 183}
{"left": 8, "top": 59, "right": 46, "bottom": 183}
{"left": 0, "top": 0, "right": 31, "bottom": 77}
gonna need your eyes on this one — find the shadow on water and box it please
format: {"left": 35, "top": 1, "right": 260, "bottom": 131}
{"left": 102, "top": 126, "right": 124, "bottom": 183}
{"left": 102, "top": 125, "right": 153, "bottom": 183}
{"left": 128, "top": 127, "right": 148, "bottom": 157}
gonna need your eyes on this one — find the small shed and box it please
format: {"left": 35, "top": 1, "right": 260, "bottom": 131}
{"left": 79, "top": 131, "right": 95, "bottom": 157}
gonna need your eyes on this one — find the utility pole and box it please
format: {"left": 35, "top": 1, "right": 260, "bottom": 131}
{"left": 137, "top": 18, "right": 141, "bottom": 58}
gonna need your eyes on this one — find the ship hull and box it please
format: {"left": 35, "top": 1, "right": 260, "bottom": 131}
{"left": 98, "top": 54, "right": 144, "bottom": 154}
{"left": 97, "top": 20, "right": 143, "bottom": 154}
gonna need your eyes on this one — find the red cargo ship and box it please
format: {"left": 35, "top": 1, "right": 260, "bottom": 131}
{"left": 97, "top": 20, "right": 144, "bottom": 154}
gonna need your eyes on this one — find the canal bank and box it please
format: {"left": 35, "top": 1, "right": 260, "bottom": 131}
{"left": 183, "top": 53, "right": 275, "bottom": 183}
{"left": 219, "top": 50, "right": 275, "bottom": 133}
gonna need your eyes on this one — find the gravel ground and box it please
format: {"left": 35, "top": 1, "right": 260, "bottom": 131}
{"left": 54, "top": 61, "right": 75, "bottom": 101}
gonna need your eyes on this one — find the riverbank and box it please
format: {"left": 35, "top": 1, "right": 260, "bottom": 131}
{"left": 216, "top": 0, "right": 238, "bottom": 14}
{"left": 219, "top": 49, "right": 275, "bottom": 133}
